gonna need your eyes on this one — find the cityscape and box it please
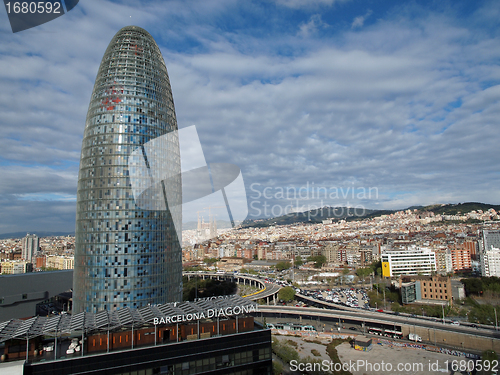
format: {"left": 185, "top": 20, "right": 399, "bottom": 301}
{"left": 4, "top": 204, "right": 500, "bottom": 277}
{"left": 1, "top": 0, "right": 500, "bottom": 375}
{"left": 2, "top": 204, "right": 500, "bottom": 373}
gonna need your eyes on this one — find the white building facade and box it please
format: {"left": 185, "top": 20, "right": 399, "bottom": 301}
{"left": 22, "top": 233, "right": 39, "bottom": 262}
{"left": 381, "top": 246, "right": 437, "bottom": 277}
{"left": 480, "top": 247, "right": 500, "bottom": 277}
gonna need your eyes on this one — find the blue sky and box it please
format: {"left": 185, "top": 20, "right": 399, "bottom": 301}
{"left": 0, "top": 0, "right": 499, "bottom": 233}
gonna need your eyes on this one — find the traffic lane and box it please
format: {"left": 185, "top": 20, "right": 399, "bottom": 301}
{"left": 258, "top": 306, "right": 500, "bottom": 340}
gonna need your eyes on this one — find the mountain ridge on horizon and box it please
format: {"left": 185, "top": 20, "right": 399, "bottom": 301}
{"left": 1, "top": 202, "right": 498, "bottom": 239}
{"left": 240, "top": 201, "right": 500, "bottom": 228}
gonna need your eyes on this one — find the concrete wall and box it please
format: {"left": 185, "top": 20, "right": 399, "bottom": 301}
{"left": 402, "top": 324, "right": 500, "bottom": 353}
{"left": 0, "top": 270, "right": 73, "bottom": 321}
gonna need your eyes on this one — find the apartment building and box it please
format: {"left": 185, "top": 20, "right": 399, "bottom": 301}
{"left": 450, "top": 247, "right": 472, "bottom": 271}
{"left": 480, "top": 247, "right": 500, "bottom": 277}
{"left": 381, "top": 246, "right": 436, "bottom": 277}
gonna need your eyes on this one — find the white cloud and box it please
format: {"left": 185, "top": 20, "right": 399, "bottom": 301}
{"left": 351, "top": 9, "right": 372, "bottom": 29}
{"left": 0, "top": 0, "right": 499, "bottom": 230}
{"left": 275, "top": 0, "right": 349, "bottom": 9}
{"left": 167, "top": 7, "right": 500, "bottom": 216}
{"left": 298, "top": 14, "right": 328, "bottom": 37}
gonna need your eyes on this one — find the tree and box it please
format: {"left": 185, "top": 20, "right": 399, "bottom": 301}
{"left": 356, "top": 267, "right": 372, "bottom": 278}
{"left": 370, "top": 260, "right": 382, "bottom": 275}
{"left": 183, "top": 265, "right": 203, "bottom": 272}
{"left": 315, "top": 255, "right": 327, "bottom": 268}
{"left": 307, "top": 255, "right": 327, "bottom": 268}
{"left": 240, "top": 268, "right": 258, "bottom": 275}
{"left": 182, "top": 278, "right": 237, "bottom": 301}
{"left": 294, "top": 255, "right": 303, "bottom": 267}
{"left": 341, "top": 267, "right": 350, "bottom": 284}
{"left": 273, "top": 361, "right": 283, "bottom": 375}
{"left": 278, "top": 286, "right": 296, "bottom": 302}
{"left": 356, "top": 267, "right": 372, "bottom": 284}
{"left": 275, "top": 261, "right": 292, "bottom": 271}
{"left": 272, "top": 337, "right": 299, "bottom": 363}
{"left": 203, "top": 257, "right": 219, "bottom": 265}
{"left": 479, "top": 350, "right": 497, "bottom": 375}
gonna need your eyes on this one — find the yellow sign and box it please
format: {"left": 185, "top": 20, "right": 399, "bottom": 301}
{"left": 382, "top": 262, "right": 391, "bottom": 277}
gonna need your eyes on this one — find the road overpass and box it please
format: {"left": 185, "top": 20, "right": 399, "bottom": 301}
{"left": 184, "top": 272, "right": 500, "bottom": 352}
{"left": 256, "top": 305, "right": 500, "bottom": 353}
{"left": 184, "top": 272, "right": 282, "bottom": 303}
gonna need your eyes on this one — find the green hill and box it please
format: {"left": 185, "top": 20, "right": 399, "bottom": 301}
{"left": 241, "top": 206, "right": 380, "bottom": 228}
{"left": 421, "top": 202, "right": 500, "bottom": 216}
{"left": 241, "top": 202, "right": 500, "bottom": 228}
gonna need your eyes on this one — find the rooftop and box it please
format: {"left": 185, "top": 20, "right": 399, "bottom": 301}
{"left": 0, "top": 295, "right": 257, "bottom": 343}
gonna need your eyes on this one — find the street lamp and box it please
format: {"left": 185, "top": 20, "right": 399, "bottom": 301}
{"left": 495, "top": 307, "right": 498, "bottom": 331}
{"left": 383, "top": 288, "right": 386, "bottom": 310}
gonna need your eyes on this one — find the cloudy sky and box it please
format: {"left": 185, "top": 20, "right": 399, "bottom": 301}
{"left": 0, "top": 0, "right": 499, "bottom": 234}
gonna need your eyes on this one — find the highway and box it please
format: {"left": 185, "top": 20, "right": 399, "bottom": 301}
{"left": 257, "top": 305, "right": 500, "bottom": 340}
{"left": 293, "top": 292, "right": 500, "bottom": 336}
{"left": 184, "top": 272, "right": 500, "bottom": 342}
{"left": 184, "top": 271, "right": 282, "bottom": 301}
{"left": 248, "top": 282, "right": 281, "bottom": 300}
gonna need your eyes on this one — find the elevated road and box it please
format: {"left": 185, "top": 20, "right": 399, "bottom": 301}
{"left": 258, "top": 305, "right": 500, "bottom": 339}
{"left": 295, "top": 292, "right": 500, "bottom": 334}
{"left": 184, "top": 272, "right": 500, "bottom": 351}
{"left": 184, "top": 272, "right": 281, "bottom": 302}
{"left": 256, "top": 305, "right": 500, "bottom": 353}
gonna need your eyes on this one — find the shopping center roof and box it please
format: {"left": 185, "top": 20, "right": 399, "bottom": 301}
{"left": 0, "top": 295, "right": 256, "bottom": 343}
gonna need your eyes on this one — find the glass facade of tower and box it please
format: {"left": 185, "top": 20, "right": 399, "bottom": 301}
{"left": 73, "top": 26, "right": 182, "bottom": 313}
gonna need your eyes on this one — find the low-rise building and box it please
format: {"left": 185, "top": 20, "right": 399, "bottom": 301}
{"left": 45, "top": 255, "right": 74, "bottom": 270}
{"left": 399, "top": 275, "right": 453, "bottom": 305}
{"left": 0, "top": 260, "right": 32, "bottom": 275}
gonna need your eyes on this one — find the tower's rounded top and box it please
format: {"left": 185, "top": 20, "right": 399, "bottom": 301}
{"left": 116, "top": 25, "right": 153, "bottom": 38}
